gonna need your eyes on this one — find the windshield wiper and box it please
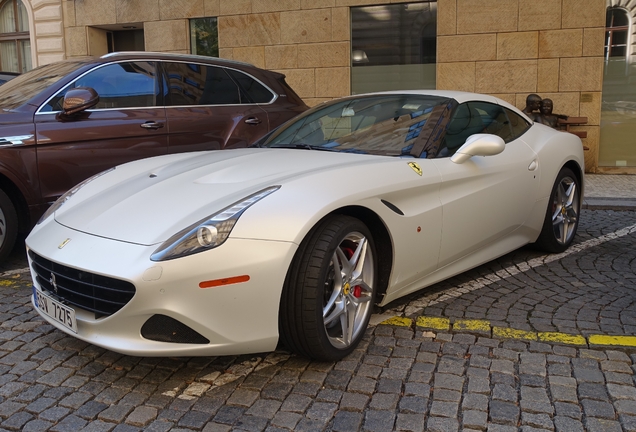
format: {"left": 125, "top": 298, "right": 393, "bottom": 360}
{"left": 270, "top": 144, "right": 339, "bottom": 152}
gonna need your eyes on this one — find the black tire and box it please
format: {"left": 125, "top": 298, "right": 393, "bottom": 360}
{"left": 279, "top": 215, "right": 377, "bottom": 361}
{"left": 0, "top": 189, "right": 17, "bottom": 262}
{"left": 534, "top": 167, "right": 581, "bottom": 253}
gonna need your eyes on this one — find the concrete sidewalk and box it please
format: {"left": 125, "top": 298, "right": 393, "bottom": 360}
{"left": 584, "top": 174, "right": 636, "bottom": 210}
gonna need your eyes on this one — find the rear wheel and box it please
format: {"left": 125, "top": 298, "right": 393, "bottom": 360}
{"left": 534, "top": 167, "right": 580, "bottom": 253}
{"left": 279, "top": 215, "right": 376, "bottom": 361}
{"left": 0, "top": 189, "right": 17, "bottom": 262}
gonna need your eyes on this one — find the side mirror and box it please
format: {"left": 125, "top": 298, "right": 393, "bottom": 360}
{"left": 450, "top": 133, "right": 505, "bottom": 164}
{"left": 62, "top": 87, "right": 99, "bottom": 116}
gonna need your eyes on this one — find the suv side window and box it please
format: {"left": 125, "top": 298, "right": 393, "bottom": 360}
{"left": 225, "top": 69, "right": 275, "bottom": 104}
{"left": 164, "top": 62, "right": 241, "bottom": 106}
{"left": 505, "top": 107, "right": 531, "bottom": 140}
{"left": 41, "top": 62, "right": 159, "bottom": 112}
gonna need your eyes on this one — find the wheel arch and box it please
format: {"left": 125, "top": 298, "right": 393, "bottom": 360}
{"left": 0, "top": 172, "right": 30, "bottom": 233}
{"left": 562, "top": 159, "right": 584, "bottom": 197}
{"left": 324, "top": 205, "right": 393, "bottom": 305}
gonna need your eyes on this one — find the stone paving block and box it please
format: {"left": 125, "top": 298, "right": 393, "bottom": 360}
{"left": 463, "top": 409, "right": 488, "bottom": 430}
{"left": 608, "top": 383, "right": 636, "bottom": 400}
{"left": 585, "top": 417, "right": 622, "bottom": 432}
{"left": 554, "top": 416, "right": 584, "bottom": 432}
{"left": 581, "top": 399, "right": 616, "bottom": 419}
{"left": 490, "top": 400, "right": 520, "bottom": 425}
{"left": 463, "top": 393, "right": 489, "bottom": 411}
{"left": 363, "top": 410, "right": 396, "bottom": 432}
{"left": 426, "top": 416, "right": 459, "bottom": 432}
{"left": 271, "top": 411, "right": 301, "bottom": 429}
{"left": 98, "top": 405, "right": 134, "bottom": 423}
{"left": 332, "top": 411, "right": 363, "bottom": 432}
{"left": 2, "top": 411, "right": 34, "bottom": 430}
{"left": 126, "top": 406, "right": 158, "bottom": 427}
{"left": 395, "top": 413, "right": 424, "bottom": 432}
{"left": 578, "top": 382, "right": 610, "bottom": 401}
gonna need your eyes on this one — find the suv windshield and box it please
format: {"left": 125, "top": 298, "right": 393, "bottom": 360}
{"left": 0, "top": 60, "right": 88, "bottom": 110}
{"left": 264, "top": 94, "right": 450, "bottom": 156}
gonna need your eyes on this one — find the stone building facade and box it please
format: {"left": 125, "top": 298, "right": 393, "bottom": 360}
{"left": 14, "top": 0, "right": 627, "bottom": 173}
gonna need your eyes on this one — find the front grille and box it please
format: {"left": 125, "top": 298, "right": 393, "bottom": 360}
{"left": 29, "top": 250, "right": 136, "bottom": 318}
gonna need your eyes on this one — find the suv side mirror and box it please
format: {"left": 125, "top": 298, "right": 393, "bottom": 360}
{"left": 450, "top": 133, "right": 505, "bottom": 164}
{"left": 62, "top": 87, "right": 99, "bottom": 115}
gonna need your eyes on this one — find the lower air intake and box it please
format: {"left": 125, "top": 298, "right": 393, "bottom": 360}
{"left": 141, "top": 314, "right": 209, "bottom": 344}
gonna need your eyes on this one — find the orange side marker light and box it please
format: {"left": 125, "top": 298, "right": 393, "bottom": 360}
{"left": 199, "top": 275, "right": 250, "bottom": 289}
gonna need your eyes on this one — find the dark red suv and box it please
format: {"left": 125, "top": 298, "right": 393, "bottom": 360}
{"left": 0, "top": 52, "right": 308, "bottom": 260}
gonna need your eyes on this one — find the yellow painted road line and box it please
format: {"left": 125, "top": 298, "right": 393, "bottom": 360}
{"left": 379, "top": 316, "right": 413, "bottom": 327}
{"left": 588, "top": 335, "right": 636, "bottom": 347}
{"left": 538, "top": 332, "right": 586, "bottom": 345}
{"left": 493, "top": 326, "right": 538, "bottom": 341}
{"left": 415, "top": 316, "right": 450, "bottom": 331}
{"left": 378, "top": 315, "right": 636, "bottom": 349}
{"left": 453, "top": 319, "right": 491, "bottom": 333}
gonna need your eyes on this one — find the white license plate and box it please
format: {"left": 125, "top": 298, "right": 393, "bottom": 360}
{"left": 33, "top": 286, "right": 78, "bottom": 333}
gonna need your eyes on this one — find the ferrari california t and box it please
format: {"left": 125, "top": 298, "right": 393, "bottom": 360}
{"left": 26, "top": 90, "right": 584, "bottom": 361}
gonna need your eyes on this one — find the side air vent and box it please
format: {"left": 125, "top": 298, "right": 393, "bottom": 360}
{"left": 381, "top": 199, "right": 404, "bottom": 215}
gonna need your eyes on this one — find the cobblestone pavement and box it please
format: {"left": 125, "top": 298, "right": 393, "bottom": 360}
{"left": 0, "top": 209, "right": 635, "bottom": 431}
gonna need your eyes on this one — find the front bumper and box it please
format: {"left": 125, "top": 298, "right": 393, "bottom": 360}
{"left": 26, "top": 220, "right": 297, "bottom": 357}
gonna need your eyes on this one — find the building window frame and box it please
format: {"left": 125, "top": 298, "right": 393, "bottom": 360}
{"left": 605, "top": 6, "right": 631, "bottom": 64}
{"left": 189, "top": 17, "right": 219, "bottom": 58}
{"left": 0, "top": 0, "right": 30, "bottom": 73}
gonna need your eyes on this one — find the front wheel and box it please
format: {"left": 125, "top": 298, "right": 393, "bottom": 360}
{"left": 279, "top": 215, "right": 377, "bottom": 361}
{"left": 534, "top": 167, "right": 580, "bottom": 253}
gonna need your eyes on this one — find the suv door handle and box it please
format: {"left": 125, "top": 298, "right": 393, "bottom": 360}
{"left": 244, "top": 117, "right": 262, "bottom": 125}
{"left": 140, "top": 121, "right": 164, "bottom": 130}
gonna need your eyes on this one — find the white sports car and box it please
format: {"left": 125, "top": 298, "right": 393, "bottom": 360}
{"left": 26, "top": 91, "right": 584, "bottom": 361}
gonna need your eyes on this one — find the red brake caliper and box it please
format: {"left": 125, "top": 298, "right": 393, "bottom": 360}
{"left": 341, "top": 245, "right": 362, "bottom": 298}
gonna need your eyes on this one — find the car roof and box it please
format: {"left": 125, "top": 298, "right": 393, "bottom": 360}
{"left": 355, "top": 89, "right": 533, "bottom": 123}
{"left": 99, "top": 51, "right": 257, "bottom": 69}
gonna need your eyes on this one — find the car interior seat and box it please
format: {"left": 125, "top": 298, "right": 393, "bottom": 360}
{"left": 437, "top": 105, "right": 484, "bottom": 157}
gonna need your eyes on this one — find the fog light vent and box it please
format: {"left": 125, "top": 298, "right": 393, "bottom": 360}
{"left": 141, "top": 314, "right": 209, "bottom": 344}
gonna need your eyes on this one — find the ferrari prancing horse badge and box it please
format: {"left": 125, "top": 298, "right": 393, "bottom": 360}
{"left": 408, "top": 162, "right": 422, "bottom": 176}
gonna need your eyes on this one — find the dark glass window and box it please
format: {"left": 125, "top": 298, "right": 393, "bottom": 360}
{"left": 506, "top": 108, "right": 531, "bottom": 140}
{"left": 351, "top": 2, "right": 437, "bottom": 93}
{"left": 605, "top": 8, "right": 630, "bottom": 59}
{"left": 164, "top": 62, "right": 240, "bottom": 106}
{"left": 190, "top": 17, "right": 219, "bottom": 58}
{"left": 226, "top": 69, "right": 274, "bottom": 103}
{"left": 439, "top": 101, "right": 519, "bottom": 157}
{"left": 42, "top": 62, "right": 159, "bottom": 112}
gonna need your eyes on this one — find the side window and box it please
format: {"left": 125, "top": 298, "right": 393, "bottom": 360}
{"left": 225, "top": 69, "right": 274, "bottom": 104}
{"left": 42, "top": 62, "right": 158, "bottom": 112}
{"left": 505, "top": 108, "right": 531, "bottom": 140}
{"left": 470, "top": 101, "right": 513, "bottom": 142}
{"left": 438, "top": 103, "right": 483, "bottom": 158}
{"left": 164, "top": 62, "right": 240, "bottom": 106}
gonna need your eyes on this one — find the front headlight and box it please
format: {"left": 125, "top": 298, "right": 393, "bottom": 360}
{"left": 37, "top": 167, "right": 116, "bottom": 225}
{"left": 150, "top": 186, "right": 280, "bottom": 261}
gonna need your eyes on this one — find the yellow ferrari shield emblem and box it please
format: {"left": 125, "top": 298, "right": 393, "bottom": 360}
{"left": 343, "top": 282, "right": 351, "bottom": 296}
{"left": 408, "top": 162, "right": 422, "bottom": 176}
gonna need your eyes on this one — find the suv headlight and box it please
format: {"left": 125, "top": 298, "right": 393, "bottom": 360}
{"left": 37, "top": 167, "right": 116, "bottom": 225}
{"left": 150, "top": 186, "right": 280, "bottom": 261}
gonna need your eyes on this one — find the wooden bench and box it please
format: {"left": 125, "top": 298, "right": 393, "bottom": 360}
{"left": 558, "top": 116, "right": 589, "bottom": 150}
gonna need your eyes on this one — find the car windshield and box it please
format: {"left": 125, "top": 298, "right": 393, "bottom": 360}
{"left": 263, "top": 94, "right": 451, "bottom": 156}
{"left": 0, "top": 60, "right": 88, "bottom": 110}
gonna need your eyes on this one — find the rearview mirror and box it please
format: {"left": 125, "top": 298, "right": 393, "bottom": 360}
{"left": 450, "top": 133, "right": 505, "bottom": 164}
{"left": 62, "top": 87, "right": 99, "bottom": 116}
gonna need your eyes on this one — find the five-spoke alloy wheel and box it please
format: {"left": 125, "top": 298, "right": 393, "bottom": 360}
{"left": 535, "top": 167, "right": 581, "bottom": 253}
{"left": 280, "top": 215, "right": 377, "bottom": 361}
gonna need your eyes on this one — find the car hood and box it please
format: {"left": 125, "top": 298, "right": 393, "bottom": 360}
{"left": 54, "top": 148, "right": 385, "bottom": 245}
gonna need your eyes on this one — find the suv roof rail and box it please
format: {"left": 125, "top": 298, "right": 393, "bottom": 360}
{"left": 100, "top": 51, "right": 256, "bottom": 68}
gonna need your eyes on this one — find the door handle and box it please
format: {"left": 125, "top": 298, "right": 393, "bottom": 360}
{"left": 140, "top": 121, "right": 164, "bottom": 130}
{"left": 528, "top": 160, "right": 538, "bottom": 171}
{"left": 244, "top": 117, "right": 262, "bottom": 125}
